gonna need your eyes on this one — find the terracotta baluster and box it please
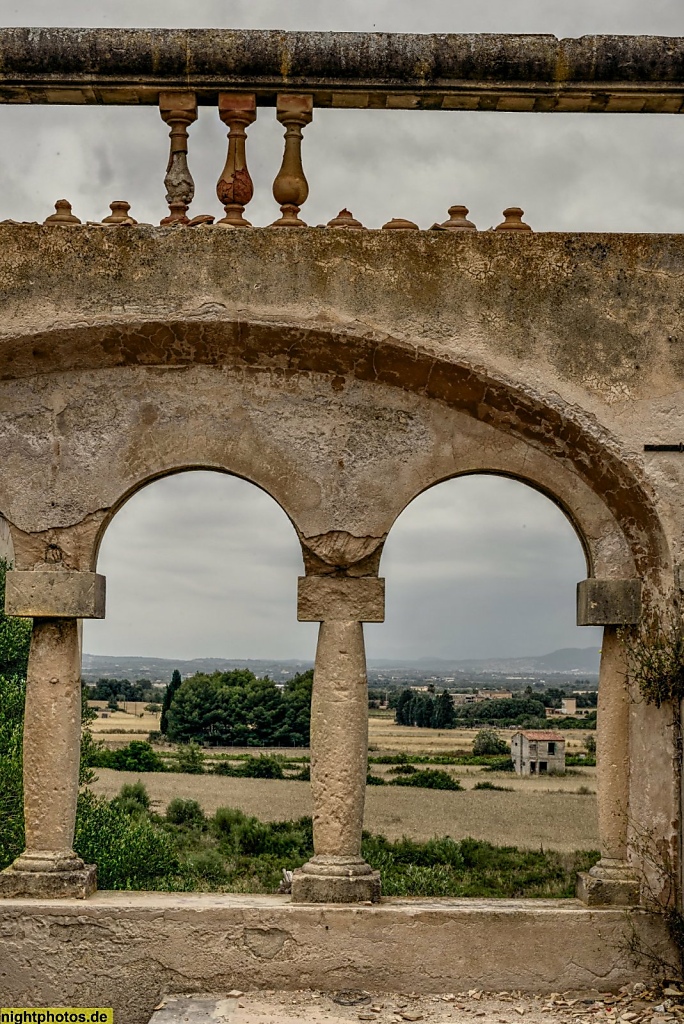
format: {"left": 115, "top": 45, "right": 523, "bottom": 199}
{"left": 495, "top": 207, "right": 533, "bottom": 232}
{"left": 102, "top": 201, "right": 137, "bottom": 225}
{"left": 382, "top": 217, "right": 419, "bottom": 230}
{"left": 159, "top": 91, "right": 198, "bottom": 226}
{"left": 44, "top": 200, "right": 80, "bottom": 225}
{"left": 271, "top": 94, "right": 313, "bottom": 227}
{"left": 217, "top": 93, "right": 257, "bottom": 227}
{"left": 327, "top": 209, "right": 365, "bottom": 229}
{"left": 433, "top": 205, "right": 477, "bottom": 231}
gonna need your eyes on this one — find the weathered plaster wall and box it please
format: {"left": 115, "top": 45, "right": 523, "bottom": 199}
{"left": 0, "top": 223, "right": 681, "bottom": 893}
{"left": 0, "top": 895, "right": 673, "bottom": 1022}
{"left": 0, "top": 225, "right": 680, "bottom": 575}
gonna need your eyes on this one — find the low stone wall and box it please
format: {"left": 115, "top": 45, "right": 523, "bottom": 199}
{"left": 0, "top": 894, "right": 671, "bottom": 1022}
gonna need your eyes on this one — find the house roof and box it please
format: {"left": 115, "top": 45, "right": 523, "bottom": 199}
{"left": 517, "top": 730, "right": 565, "bottom": 741}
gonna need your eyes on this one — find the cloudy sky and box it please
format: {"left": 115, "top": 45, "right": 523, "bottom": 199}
{"left": 5, "top": 0, "right": 682, "bottom": 662}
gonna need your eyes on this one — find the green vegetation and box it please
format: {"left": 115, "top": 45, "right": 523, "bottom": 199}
{"left": 166, "top": 668, "right": 313, "bottom": 746}
{"left": 88, "top": 740, "right": 167, "bottom": 773}
{"left": 395, "top": 688, "right": 456, "bottom": 728}
{"left": 213, "top": 754, "right": 285, "bottom": 779}
{"left": 472, "top": 728, "right": 509, "bottom": 756}
{"left": 160, "top": 669, "right": 182, "bottom": 735}
{"left": 62, "top": 780, "right": 601, "bottom": 897}
{"left": 392, "top": 768, "right": 463, "bottom": 791}
{"left": 473, "top": 781, "right": 513, "bottom": 792}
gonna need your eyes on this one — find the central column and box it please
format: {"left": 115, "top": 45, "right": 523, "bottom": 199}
{"left": 292, "top": 576, "right": 384, "bottom": 903}
{"left": 575, "top": 579, "right": 641, "bottom": 906}
{"left": 0, "top": 571, "right": 105, "bottom": 899}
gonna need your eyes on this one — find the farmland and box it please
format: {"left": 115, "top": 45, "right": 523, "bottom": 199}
{"left": 90, "top": 763, "right": 598, "bottom": 852}
{"left": 87, "top": 704, "right": 598, "bottom": 853}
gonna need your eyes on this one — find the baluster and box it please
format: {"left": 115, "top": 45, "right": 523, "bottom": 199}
{"left": 217, "top": 93, "right": 257, "bottom": 227}
{"left": 159, "top": 91, "right": 198, "bottom": 226}
{"left": 271, "top": 94, "right": 313, "bottom": 227}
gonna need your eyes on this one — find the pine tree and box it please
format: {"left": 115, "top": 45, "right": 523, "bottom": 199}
{"left": 160, "top": 669, "right": 182, "bottom": 735}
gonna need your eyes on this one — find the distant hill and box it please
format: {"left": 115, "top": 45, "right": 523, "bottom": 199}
{"left": 367, "top": 647, "right": 600, "bottom": 675}
{"left": 81, "top": 654, "right": 313, "bottom": 683}
{"left": 82, "top": 646, "right": 600, "bottom": 682}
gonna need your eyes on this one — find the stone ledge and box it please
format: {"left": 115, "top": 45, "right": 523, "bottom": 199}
{"left": 0, "top": 893, "right": 673, "bottom": 1024}
{"left": 5, "top": 570, "right": 106, "bottom": 618}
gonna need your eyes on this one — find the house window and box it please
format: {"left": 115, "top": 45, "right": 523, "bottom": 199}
{"left": 548, "top": 742, "right": 556, "bottom": 755}
{"left": 530, "top": 762, "right": 537, "bottom": 774}
{"left": 539, "top": 761, "right": 548, "bottom": 774}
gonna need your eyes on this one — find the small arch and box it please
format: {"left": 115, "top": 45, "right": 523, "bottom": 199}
{"left": 91, "top": 464, "right": 304, "bottom": 571}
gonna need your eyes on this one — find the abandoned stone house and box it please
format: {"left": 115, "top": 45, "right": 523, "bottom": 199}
{"left": 511, "top": 730, "right": 566, "bottom": 775}
{"left": 1, "top": 24, "right": 684, "bottom": 1021}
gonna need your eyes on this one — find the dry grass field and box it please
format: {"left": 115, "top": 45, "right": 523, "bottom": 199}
{"left": 90, "top": 766, "right": 599, "bottom": 852}
{"left": 367, "top": 713, "right": 594, "bottom": 755}
{"left": 91, "top": 708, "right": 595, "bottom": 758}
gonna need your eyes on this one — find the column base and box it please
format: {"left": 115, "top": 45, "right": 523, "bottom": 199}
{"left": 291, "top": 855, "right": 381, "bottom": 904}
{"left": 0, "top": 851, "right": 97, "bottom": 899}
{"left": 577, "top": 859, "right": 639, "bottom": 907}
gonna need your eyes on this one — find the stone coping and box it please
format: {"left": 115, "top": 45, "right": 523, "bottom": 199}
{"left": 0, "top": 29, "right": 683, "bottom": 111}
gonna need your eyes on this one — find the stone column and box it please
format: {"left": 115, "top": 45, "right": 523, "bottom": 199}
{"left": 0, "top": 571, "right": 105, "bottom": 899}
{"left": 575, "top": 579, "right": 641, "bottom": 906}
{"left": 292, "top": 576, "right": 384, "bottom": 903}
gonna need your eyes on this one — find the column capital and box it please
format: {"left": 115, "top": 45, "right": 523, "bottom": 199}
{"left": 297, "top": 576, "right": 384, "bottom": 622}
{"left": 576, "top": 578, "right": 641, "bottom": 626}
{"left": 5, "top": 571, "right": 105, "bottom": 619}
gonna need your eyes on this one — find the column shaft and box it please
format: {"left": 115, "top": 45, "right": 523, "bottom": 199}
{"left": 0, "top": 617, "right": 96, "bottom": 897}
{"left": 22, "top": 618, "right": 82, "bottom": 861}
{"left": 577, "top": 626, "right": 638, "bottom": 905}
{"left": 310, "top": 619, "right": 368, "bottom": 857}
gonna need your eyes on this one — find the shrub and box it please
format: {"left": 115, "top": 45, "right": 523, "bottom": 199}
{"left": 366, "top": 772, "right": 386, "bottom": 785}
{"left": 212, "top": 806, "right": 313, "bottom": 858}
{"left": 112, "top": 781, "right": 151, "bottom": 815}
{"left": 393, "top": 769, "right": 463, "bottom": 791}
{"left": 176, "top": 743, "right": 206, "bottom": 774}
{"left": 388, "top": 764, "right": 417, "bottom": 775}
{"left": 584, "top": 734, "right": 597, "bottom": 755}
{"left": 74, "top": 790, "right": 178, "bottom": 889}
{"left": 91, "top": 740, "right": 167, "bottom": 773}
{"left": 473, "top": 781, "right": 512, "bottom": 792}
{"left": 166, "top": 798, "right": 206, "bottom": 828}
{"left": 293, "top": 764, "right": 310, "bottom": 781}
{"left": 212, "top": 754, "right": 285, "bottom": 779}
{"left": 472, "top": 728, "right": 509, "bottom": 757}
{"left": 237, "top": 755, "right": 284, "bottom": 779}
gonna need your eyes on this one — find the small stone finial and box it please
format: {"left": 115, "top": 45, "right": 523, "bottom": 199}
{"left": 435, "top": 205, "right": 477, "bottom": 231}
{"left": 217, "top": 93, "right": 257, "bottom": 227}
{"left": 495, "top": 207, "right": 533, "bottom": 232}
{"left": 102, "top": 201, "right": 137, "bottom": 225}
{"left": 382, "top": 217, "right": 419, "bottom": 230}
{"left": 159, "top": 91, "right": 198, "bottom": 225}
{"left": 44, "top": 200, "right": 81, "bottom": 225}
{"left": 327, "top": 209, "right": 365, "bottom": 229}
{"left": 271, "top": 94, "right": 313, "bottom": 227}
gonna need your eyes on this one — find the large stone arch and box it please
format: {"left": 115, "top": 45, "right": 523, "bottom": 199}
{"left": 0, "top": 313, "right": 668, "bottom": 582}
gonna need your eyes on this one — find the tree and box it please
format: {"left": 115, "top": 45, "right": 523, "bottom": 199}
{"left": 160, "top": 668, "right": 182, "bottom": 735}
{"left": 472, "top": 728, "right": 509, "bottom": 756}
{"left": 584, "top": 734, "right": 596, "bottom": 755}
{"left": 395, "top": 689, "right": 414, "bottom": 726}
{"left": 433, "top": 690, "right": 456, "bottom": 729}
